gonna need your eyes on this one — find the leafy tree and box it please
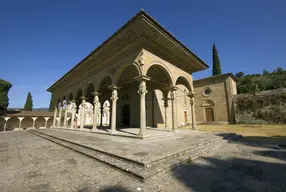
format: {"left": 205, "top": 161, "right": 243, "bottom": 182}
{"left": 212, "top": 43, "right": 222, "bottom": 76}
{"left": 262, "top": 69, "right": 269, "bottom": 75}
{"left": 24, "top": 92, "right": 33, "bottom": 111}
{"left": 273, "top": 67, "right": 284, "bottom": 75}
{"left": 235, "top": 71, "right": 244, "bottom": 78}
{"left": 0, "top": 79, "right": 12, "bottom": 112}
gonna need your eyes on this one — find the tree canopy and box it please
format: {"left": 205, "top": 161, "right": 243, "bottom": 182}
{"left": 24, "top": 92, "right": 33, "bottom": 111}
{"left": 235, "top": 67, "right": 286, "bottom": 94}
{"left": 212, "top": 43, "right": 222, "bottom": 76}
{"left": 0, "top": 79, "right": 12, "bottom": 112}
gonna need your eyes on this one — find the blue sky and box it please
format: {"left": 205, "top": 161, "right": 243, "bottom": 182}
{"left": 1, "top": 0, "right": 285, "bottom": 108}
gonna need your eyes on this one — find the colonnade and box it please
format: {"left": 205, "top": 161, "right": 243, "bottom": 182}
{"left": 52, "top": 75, "right": 197, "bottom": 136}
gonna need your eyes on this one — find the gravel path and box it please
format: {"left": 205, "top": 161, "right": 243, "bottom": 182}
{"left": 0, "top": 131, "right": 285, "bottom": 192}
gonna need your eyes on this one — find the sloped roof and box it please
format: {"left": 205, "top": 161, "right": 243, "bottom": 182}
{"left": 47, "top": 10, "right": 209, "bottom": 92}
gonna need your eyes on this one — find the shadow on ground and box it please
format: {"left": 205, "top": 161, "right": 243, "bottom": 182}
{"left": 215, "top": 133, "right": 286, "bottom": 149}
{"left": 99, "top": 186, "right": 131, "bottom": 192}
{"left": 172, "top": 152, "right": 286, "bottom": 192}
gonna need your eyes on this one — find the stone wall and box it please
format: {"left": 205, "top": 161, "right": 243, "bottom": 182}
{"left": 194, "top": 74, "right": 237, "bottom": 124}
{"left": 233, "top": 88, "right": 286, "bottom": 124}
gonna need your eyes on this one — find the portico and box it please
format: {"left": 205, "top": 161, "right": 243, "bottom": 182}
{"left": 48, "top": 10, "right": 208, "bottom": 138}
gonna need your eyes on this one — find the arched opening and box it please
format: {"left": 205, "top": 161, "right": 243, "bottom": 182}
{"left": 146, "top": 64, "right": 173, "bottom": 92}
{"left": 174, "top": 76, "right": 193, "bottom": 126}
{"left": 117, "top": 65, "right": 140, "bottom": 127}
{"left": 47, "top": 118, "right": 53, "bottom": 128}
{"left": 146, "top": 89, "right": 165, "bottom": 128}
{"left": 85, "top": 83, "right": 95, "bottom": 104}
{"left": 0, "top": 118, "right": 5, "bottom": 131}
{"left": 35, "top": 117, "right": 45, "bottom": 128}
{"left": 6, "top": 117, "right": 19, "bottom": 130}
{"left": 75, "top": 89, "right": 83, "bottom": 113}
{"left": 21, "top": 117, "right": 33, "bottom": 129}
{"left": 68, "top": 92, "right": 74, "bottom": 101}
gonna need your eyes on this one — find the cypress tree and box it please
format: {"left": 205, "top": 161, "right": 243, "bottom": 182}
{"left": 24, "top": 92, "right": 33, "bottom": 111}
{"left": 212, "top": 43, "right": 222, "bottom": 76}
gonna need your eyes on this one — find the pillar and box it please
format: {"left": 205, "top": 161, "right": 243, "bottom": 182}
{"left": 109, "top": 100, "right": 112, "bottom": 126}
{"left": 44, "top": 117, "right": 50, "bottom": 128}
{"left": 92, "top": 92, "right": 99, "bottom": 131}
{"left": 57, "top": 103, "right": 63, "bottom": 127}
{"left": 70, "top": 100, "right": 76, "bottom": 129}
{"left": 135, "top": 76, "right": 150, "bottom": 137}
{"left": 109, "top": 85, "right": 118, "bottom": 134}
{"left": 52, "top": 105, "right": 57, "bottom": 127}
{"left": 163, "top": 98, "right": 169, "bottom": 129}
{"left": 17, "top": 117, "right": 24, "bottom": 129}
{"left": 63, "top": 102, "right": 69, "bottom": 127}
{"left": 80, "top": 97, "right": 86, "bottom": 130}
{"left": 100, "top": 105, "right": 103, "bottom": 127}
{"left": 32, "top": 117, "right": 37, "bottom": 128}
{"left": 3, "top": 117, "right": 10, "bottom": 131}
{"left": 170, "top": 86, "right": 178, "bottom": 131}
{"left": 188, "top": 93, "right": 197, "bottom": 130}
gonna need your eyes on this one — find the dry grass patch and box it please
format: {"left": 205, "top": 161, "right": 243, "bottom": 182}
{"left": 182, "top": 124, "right": 286, "bottom": 145}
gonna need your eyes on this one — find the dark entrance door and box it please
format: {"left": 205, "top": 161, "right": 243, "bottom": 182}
{"left": 122, "top": 105, "right": 130, "bottom": 126}
{"left": 205, "top": 108, "right": 214, "bottom": 121}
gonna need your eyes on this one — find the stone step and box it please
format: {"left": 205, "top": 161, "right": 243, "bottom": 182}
{"left": 28, "top": 129, "right": 227, "bottom": 181}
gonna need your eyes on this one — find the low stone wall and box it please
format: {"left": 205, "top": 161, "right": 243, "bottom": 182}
{"left": 233, "top": 88, "right": 286, "bottom": 124}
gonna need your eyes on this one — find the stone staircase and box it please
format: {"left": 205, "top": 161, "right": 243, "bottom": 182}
{"left": 28, "top": 129, "right": 228, "bottom": 181}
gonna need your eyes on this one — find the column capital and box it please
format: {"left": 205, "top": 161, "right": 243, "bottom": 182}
{"left": 187, "top": 93, "right": 196, "bottom": 98}
{"left": 91, "top": 91, "right": 101, "bottom": 96}
{"left": 110, "top": 89, "right": 118, "bottom": 101}
{"left": 169, "top": 86, "right": 178, "bottom": 91}
{"left": 162, "top": 97, "right": 169, "bottom": 107}
{"left": 80, "top": 96, "right": 86, "bottom": 101}
{"left": 108, "top": 84, "right": 120, "bottom": 91}
{"left": 134, "top": 75, "right": 151, "bottom": 82}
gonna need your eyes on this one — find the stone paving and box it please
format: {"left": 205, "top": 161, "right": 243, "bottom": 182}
{"left": 1, "top": 130, "right": 285, "bottom": 192}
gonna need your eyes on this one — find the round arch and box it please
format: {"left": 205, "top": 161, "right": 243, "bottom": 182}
{"left": 201, "top": 99, "right": 215, "bottom": 107}
{"left": 174, "top": 75, "right": 192, "bottom": 93}
{"left": 35, "top": 117, "right": 45, "bottom": 128}
{"left": 84, "top": 82, "right": 96, "bottom": 103}
{"left": 117, "top": 64, "right": 141, "bottom": 88}
{"left": 95, "top": 72, "right": 114, "bottom": 91}
{"left": 68, "top": 92, "right": 74, "bottom": 101}
{"left": 114, "top": 63, "right": 141, "bottom": 84}
{"left": 146, "top": 64, "right": 174, "bottom": 89}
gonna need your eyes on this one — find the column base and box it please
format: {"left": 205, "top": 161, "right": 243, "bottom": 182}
{"left": 39, "top": 127, "right": 46, "bottom": 129}
{"left": 91, "top": 128, "right": 98, "bottom": 132}
{"left": 111, "top": 130, "right": 117, "bottom": 134}
{"left": 13, "top": 128, "right": 23, "bottom": 131}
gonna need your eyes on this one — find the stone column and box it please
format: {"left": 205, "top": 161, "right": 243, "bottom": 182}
{"left": 63, "top": 102, "right": 69, "bottom": 127}
{"left": 70, "top": 101, "right": 76, "bottom": 129}
{"left": 32, "top": 117, "right": 37, "bottom": 129}
{"left": 163, "top": 98, "right": 169, "bottom": 129}
{"left": 80, "top": 97, "right": 86, "bottom": 130}
{"left": 109, "top": 101, "right": 112, "bottom": 126}
{"left": 109, "top": 85, "right": 119, "bottom": 134}
{"left": 3, "top": 117, "right": 10, "bottom": 131}
{"left": 52, "top": 105, "right": 58, "bottom": 127}
{"left": 57, "top": 103, "right": 63, "bottom": 127}
{"left": 92, "top": 92, "right": 99, "bottom": 132}
{"left": 17, "top": 117, "right": 24, "bottom": 130}
{"left": 135, "top": 76, "right": 150, "bottom": 137}
{"left": 170, "top": 86, "right": 178, "bottom": 131}
{"left": 44, "top": 117, "right": 50, "bottom": 128}
{"left": 188, "top": 93, "right": 197, "bottom": 130}
{"left": 100, "top": 106, "right": 103, "bottom": 127}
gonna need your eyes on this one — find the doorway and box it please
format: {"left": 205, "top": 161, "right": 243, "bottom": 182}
{"left": 205, "top": 108, "right": 214, "bottom": 121}
{"left": 122, "top": 105, "right": 130, "bottom": 126}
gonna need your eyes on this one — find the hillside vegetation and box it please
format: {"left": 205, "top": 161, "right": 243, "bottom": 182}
{"left": 235, "top": 67, "right": 286, "bottom": 94}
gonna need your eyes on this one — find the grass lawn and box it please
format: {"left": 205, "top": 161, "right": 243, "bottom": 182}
{"left": 182, "top": 124, "right": 286, "bottom": 145}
